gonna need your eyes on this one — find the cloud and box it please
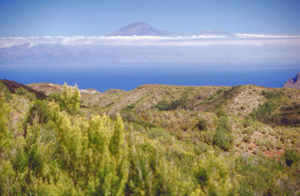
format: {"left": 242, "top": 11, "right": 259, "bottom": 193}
{"left": 1, "top": 34, "right": 300, "bottom": 48}
{"left": 235, "top": 34, "right": 300, "bottom": 39}
{"left": 1, "top": 34, "right": 299, "bottom": 65}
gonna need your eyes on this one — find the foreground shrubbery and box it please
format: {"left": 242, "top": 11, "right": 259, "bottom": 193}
{"left": 0, "top": 85, "right": 239, "bottom": 195}
{"left": 1, "top": 83, "right": 300, "bottom": 195}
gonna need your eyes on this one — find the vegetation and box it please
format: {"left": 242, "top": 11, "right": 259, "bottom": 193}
{"left": 1, "top": 80, "right": 300, "bottom": 195}
{"left": 284, "top": 149, "right": 300, "bottom": 166}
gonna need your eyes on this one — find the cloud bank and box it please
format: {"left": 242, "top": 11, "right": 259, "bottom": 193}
{"left": 0, "top": 34, "right": 300, "bottom": 66}
{"left": 1, "top": 34, "right": 300, "bottom": 48}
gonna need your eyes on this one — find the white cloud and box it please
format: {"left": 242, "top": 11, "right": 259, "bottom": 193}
{"left": 0, "top": 34, "right": 300, "bottom": 48}
{"left": 235, "top": 34, "right": 300, "bottom": 39}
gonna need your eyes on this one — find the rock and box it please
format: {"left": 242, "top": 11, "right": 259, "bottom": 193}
{"left": 284, "top": 73, "right": 300, "bottom": 89}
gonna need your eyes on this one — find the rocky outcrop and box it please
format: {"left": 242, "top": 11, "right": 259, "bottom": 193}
{"left": 284, "top": 73, "right": 300, "bottom": 89}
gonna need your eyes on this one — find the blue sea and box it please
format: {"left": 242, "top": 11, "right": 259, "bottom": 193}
{"left": 0, "top": 63, "right": 299, "bottom": 92}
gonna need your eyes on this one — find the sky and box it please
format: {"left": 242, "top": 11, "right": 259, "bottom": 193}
{"left": 1, "top": 0, "right": 300, "bottom": 37}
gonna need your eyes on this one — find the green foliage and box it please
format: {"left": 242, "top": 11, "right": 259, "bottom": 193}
{"left": 61, "top": 84, "right": 81, "bottom": 114}
{"left": 155, "top": 100, "right": 170, "bottom": 111}
{"left": 15, "top": 87, "right": 36, "bottom": 100}
{"left": 0, "top": 94, "right": 11, "bottom": 154}
{"left": 251, "top": 100, "right": 276, "bottom": 123}
{"left": 196, "top": 117, "right": 207, "bottom": 131}
{"left": 217, "top": 116, "right": 231, "bottom": 133}
{"left": 235, "top": 154, "right": 292, "bottom": 196}
{"left": 193, "top": 151, "right": 238, "bottom": 195}
{"left": 50, "top": 84, "right": 81, "bottom": 114}
{"left": 126, "top": 131, "right": 192, "bottom": 196}
{"left": 122, "top": 103, "right": 136, "bottom": 111}
{"left": 155, "top": 98, "right": 188, "bottom": 111}
{"left": 148, "top": 127, "right": 170, "bottom": 139}
{"left": 2, "top": 82, "right": 300, "bottom": 195}
{"left": 284, "top": 149, "right": 300, "bottom": 166}
{"left": 213, "top": 129, "right": 234, "bottom": 151}
{"left": 0, "top": 81, "right": 12, "bottom": 101}
{"left": 262, "top": 90, "right": 283, "bottom": 100}
{"left": 213, "top": 116, "right": 233, "bottom": 151}
{"left": 216, "top": 109, "right": 227, "bottom": 117}
{"left": 15, "top": 87, "right": 27, "bottom": 96}
{"left": 244, "top": 116, "right": 253, "bottom": 128}
{"left": 26, "top": 100, "right": 50, "bottom": 125}
{"left": 121, "top": 111, "right": 138, "bottom": 122}
{"left": 155, "top": 89, "right": 191, "bottom": 111}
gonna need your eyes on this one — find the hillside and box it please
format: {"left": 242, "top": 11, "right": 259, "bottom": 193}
{"left": 1, "top": 80, "right": 300, "bottom": 195}
{"left": 29, "top": 82, "right": 300, "bottom": 126}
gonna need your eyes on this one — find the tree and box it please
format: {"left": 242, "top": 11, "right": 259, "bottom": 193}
{"left": 57, "top": 83, "right": 81, "bottom": 114}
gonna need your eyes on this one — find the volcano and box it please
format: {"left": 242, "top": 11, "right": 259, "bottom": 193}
{"left": 108, "top": 21, "right": 176, "bottom": 36}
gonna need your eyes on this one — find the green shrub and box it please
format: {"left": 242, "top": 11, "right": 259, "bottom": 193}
{"left": 251, "top": 100, "right": 276, "bottom": 123}
{"left": 218, "top": 116, "right": 231, "bottom": 133}
{"left": 49, "top": 84, "right": 81, "bottom": 114}
{"left": 216, "top": 109, "right": 227, "bottom": 117}
{"left": 193, "top": 151, "right": 238, "bottom": 195}
{"left": 0, "top": 82, "right": 12, "bottom": 101}
{"left": 122, "top": 103, "right": 136, "bottom": 111}
{"left": 26, "top": 100, "right": 50, "bottom": 125}
{"left": 155, "top": 100, "right": 169, "bottom": 111}
{"left": 243, "top": 134, "right": 251, "bottom": 143}
{"left": 194, "top": 142, "right": 210, "bottom": 155}
{"left": 155, "top": 97, "right": 188, "bottom": 111}
{"left": 284, "top": 149, "right": 300, "bottom": 166}
{"left": 15, "top": 87, "right": 27, "bottom": 96}
{"left": 121, "top": 111, "right": 137, "bottom": 122}
{"left": 213, "top": 129, "right": 234, "bottom": 151}
{"left": 148, "top": 128, "right": 170, "bottom": 139}
{"left": 244, "top": 116, "right": 253, "bottom": 128}
{"left": 196, "top": 117, "right": 207, "bottom": 131}
{"left": 15, "top": 87, "right": 36, "bottom": 100}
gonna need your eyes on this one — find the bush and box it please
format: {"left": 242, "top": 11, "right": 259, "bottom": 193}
{"left": 148, "top": 128, "right": 170, "bottom": 139}
{"left": 244, "top": 116, "right": 253, "bottom": 128}
{"left": 193, "top": 152, "right": 238, "bottom": 195}
{"left": 251, "top": 100, "right": 276, "bottom": 123}
{"left": 122, "top": 103, "right": 136, "bottom": 111}
{"left": 15, "top": 87, "right": 27, "bottom": 96}
{"left": 26, "top": 100, "right": 50, "bottom": 125}
{"left": 218, "top": 116, "right": 231, "bottom": 133}
{"left": 0, "top": 82, "right": 12, "bottom": 101}
{"left": 15, "top": 87, "right": 36, "bottom": 100}
{"left": 216, "top": 109, "right": 227, "bottom": 117}
{"left": 155, "top": 100, "right": 169, "bottom": 111}
{"left": 213, "top": 129, "right": 234, "bottom": 151}
{"left": 196, "top": 117, "right": 207, "bottom": 131}
{"left": 284, "top": 149, "right": 300, "bottom": 166}
{"left": 242, "top": 134, "right": 251, "bottom": 143}
{"left": 155, "top": 97, "right": 188, "bottom": 111}
{"left": 49, "top": 84, "right": 81, "bottom": 114}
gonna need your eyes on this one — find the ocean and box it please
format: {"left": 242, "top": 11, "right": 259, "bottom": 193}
{"left": 0, "top": 63, "right": 299, "bottom": 92}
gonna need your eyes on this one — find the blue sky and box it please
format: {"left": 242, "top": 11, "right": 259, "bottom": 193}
{"left": 1, "top": 0, "right": 300, "bottom": 36}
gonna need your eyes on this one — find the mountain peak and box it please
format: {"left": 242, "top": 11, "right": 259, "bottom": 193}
{"left": 108, "top": 21, "right": 175, "bottom": 37}
{"left": 284, "top": 73, "right": 300, "bottom": 89}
